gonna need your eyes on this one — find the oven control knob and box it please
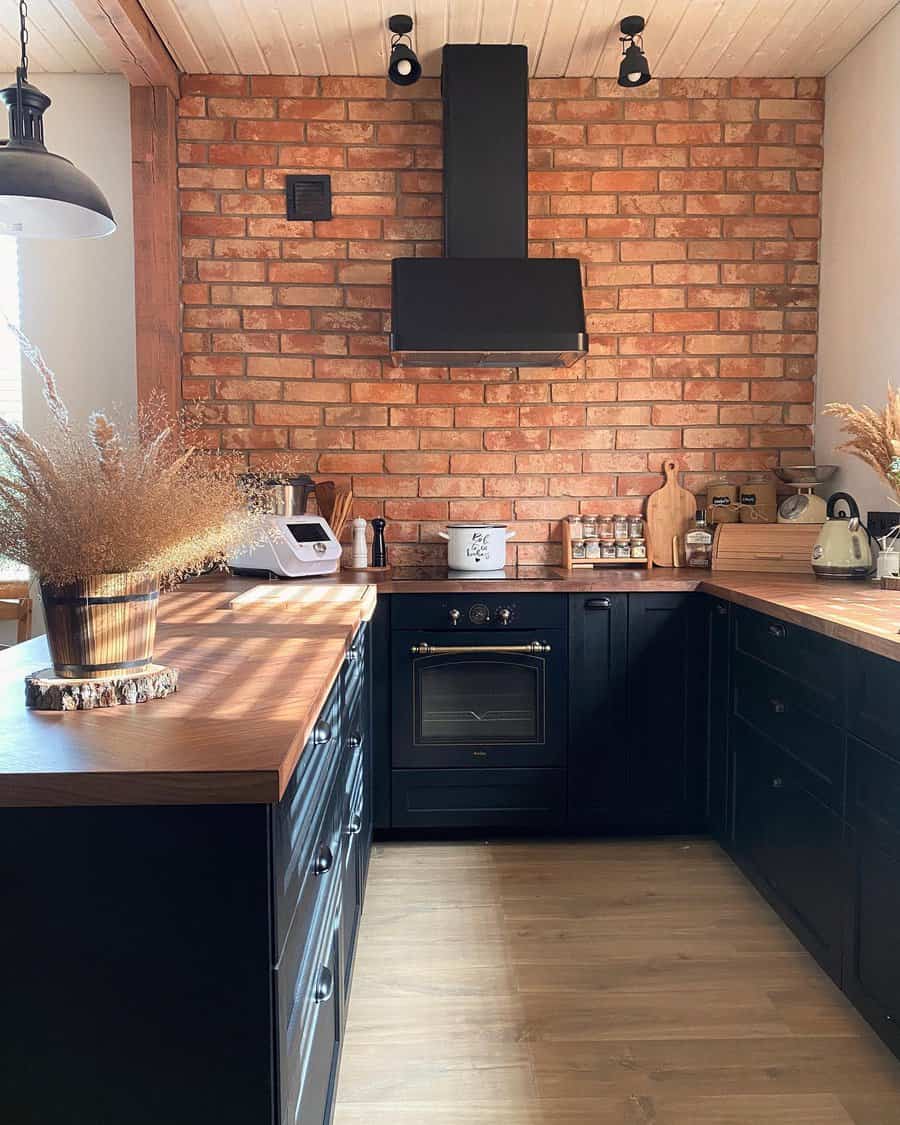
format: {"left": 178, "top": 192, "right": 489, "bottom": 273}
{"left": 497, "top": 608, "right": 511, "bottom": 626}
{"left": 468, "top": 603, "right": 490, "bottom": 625}
{"left": 449, "top": 608, "right": 460, "bottom": 626}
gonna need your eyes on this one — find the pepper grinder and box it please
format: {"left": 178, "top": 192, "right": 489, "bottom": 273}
{"left": 350, "top": 517, "right": 368, "bottom": 569}
{"left": 371, "top": 518, "right": 387, "bottom": 568}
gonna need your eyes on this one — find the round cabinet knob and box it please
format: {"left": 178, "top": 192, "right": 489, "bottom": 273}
{"left": 772, "top": 777, "right": 784, "bottom": 790}
{"left": 770, "top": 699, "right": 786, "bottom": 714}
{"left": 347, "top": 733, "right": 362, "bottom": 751}
{"left": 498, "top": 608, "right": 511, "bottom": 625}
{"left": 346, "top": 812, "right": 363, "bottom": 836}
{"left": 768, "top": 623, "right": 786, "bottom": 639}
{"left": 312, "top": 843, "right": 334, "bottom": 876}
{"left": 314, "top": 722, "right": 331, "bottom": 745}
{"left": 449, "top": 608, "right": 460, "bottom": 626}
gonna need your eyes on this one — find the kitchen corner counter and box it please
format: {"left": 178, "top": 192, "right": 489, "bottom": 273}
{"left": 0, "top": 578, "right": 375, "bottom": 808}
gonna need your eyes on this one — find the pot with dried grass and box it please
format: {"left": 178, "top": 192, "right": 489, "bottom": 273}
{"left": 0, "top": 326, "right": 263, "bottom": 681}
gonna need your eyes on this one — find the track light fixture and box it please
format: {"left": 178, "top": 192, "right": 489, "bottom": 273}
{"left": 387, "top": 14, "right": 421, "bottom": 86}
{"left": 617, "top": 15, "right": 652, "bottom": 88}
{"left": 0, "top": 0, "right": 115, "bottom": 237}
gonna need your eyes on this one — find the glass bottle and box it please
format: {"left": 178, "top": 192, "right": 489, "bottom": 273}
{"left": 684, "top": 509, "right": 713, "bottom": 568}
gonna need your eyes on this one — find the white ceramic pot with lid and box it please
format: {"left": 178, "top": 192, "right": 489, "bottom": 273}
{"left": 439, "top": 522, "right": 516, "bottom": 571}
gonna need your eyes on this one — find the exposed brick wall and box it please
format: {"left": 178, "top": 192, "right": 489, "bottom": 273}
{"left": 178, "top": 73, "right": 822, "bottom": 566}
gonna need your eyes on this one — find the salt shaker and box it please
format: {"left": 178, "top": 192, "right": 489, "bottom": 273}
{"left": 371, "top": 518, "right": 387, "bottom": 568}
{"left": 350, "top": 517, "right": 368, "bottom": 568}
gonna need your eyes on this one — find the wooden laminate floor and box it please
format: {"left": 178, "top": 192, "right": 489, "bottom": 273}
{"left": 333, "top": 838, "right": 900, "bottom": 1125}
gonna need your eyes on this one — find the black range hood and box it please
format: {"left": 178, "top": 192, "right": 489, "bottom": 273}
{"left": 390, "top": 44, "right": 588, "bottom": 368}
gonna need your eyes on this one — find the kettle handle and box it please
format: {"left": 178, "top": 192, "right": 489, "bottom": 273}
{"left": 827, "top": 491, "right": 861, "bottom": 520}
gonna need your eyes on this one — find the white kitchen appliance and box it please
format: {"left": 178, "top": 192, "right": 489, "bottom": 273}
{"left": 775, "top": 465, "right": 837, "bottom": 524}
{"left": 439, "top": 522, "right": 516, "bottom": 571}
{"left": 229, "top": 514, "right": 342, "bottom": 579}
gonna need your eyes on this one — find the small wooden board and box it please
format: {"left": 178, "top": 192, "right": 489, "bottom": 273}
{"left": 646, "top": 461, "right": 697, "bottom": 568}
{"left": 25, "top": 665, "right": 178, "bottom": 711}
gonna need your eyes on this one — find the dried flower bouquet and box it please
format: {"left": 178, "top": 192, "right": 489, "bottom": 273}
{"left": 0, "top": 325, "right": 262, "bottom": 587}
{"left": 824, "top": 386, "right": 900, "bottom": 507}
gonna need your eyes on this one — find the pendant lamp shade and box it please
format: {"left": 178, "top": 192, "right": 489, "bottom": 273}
{"left": 0, "top": 75, "right": 116, "bottom": 239}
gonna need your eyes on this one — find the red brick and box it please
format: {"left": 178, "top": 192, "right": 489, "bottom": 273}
{"left": 655, "top": 217, "right": 721, "bottom": 238}
{"left": 620, "top": 241, "right": 687, "bottom": 262}
{"left": 306, "top": 123, "right": 376, "bottom": 144}
{"left": 654, "top": 311, "right": 718, "bottom": 333}
{"left": 683, "top": 426, "right": 747, "bottom": 448}
{"left": 182, "top": 75, "right": 249, "bottom": 97}
{"left": 688, "top": 240, "right": 754, "bottom": 260}
{"left": 555, "top": 100, "right": 622, "bottom": 121}
{"left": 619, "top": 287, "right": 685, "bottom": 309}
{"left": 618, "top": 194, "right": 684, "bottom": 215}
{"left": 720, "top": 357, "right": 784, "bottom": 379}
{"left": 656, "top": 123, "right": 722, "bottom": 144}
{"left": 249, "top": 357, "right": 314, "bottom": 379}
{"left": 685, "top": 334, "right": 750, "bottom": 354}
{"left": 720, "top": 310, "right": 783, "bottom": 332}
{"left": 759, "top": 146, "right": 823, "bottom": 168}
{"left": 209, "top": 143, "right": 277, "bottom": 166}
{"left": 485, "top": 429, "right": 550, "bottom": 451}
{"left": 277, "top": 145, "right": 346, "bottom": 168}
{"left": 719, "top": 404, "right": 783, "bottom": 425}
{"left": 625, "top": 101, "right": 689, "bottom": 121}
{"left": 651, "top": 403, "right": 718, "bottom": 425}
{"left": 585, "top": 217, "right": 653, "bottom": 238}
{"left": 689, "top": 286, "right": 750, "bottom": 308}
{"left": 750, "top": 425, "right": 812, "bottom": 448}
{"left": 589, "top": 170, "right": 658, "bottom": 192}
{"left": 692, "top": 100, "right": 755, "bottom": 121}
{"left": 684, "top": 380, "right": 748, "bottom": 402}
{"left": 685, "top": 193, "right": 752, "bottom": 214}
{"left": 348, "top": 147, "right": 415, "bottom": 169}
{"left": 178, "top": 118, "right": 234, "bottom": 141}
{"left": 268, "top": 262, "right": 337, "bottom": 284}
{"left": 752, "top": 333, "right": 816, "bottom": 354}
{"left": 377, "top": 123, "right": 441, "bottom": 146}
{"left": 653, "top": 263, "right": 718, "bottom": 284}
{"left": 722, "top": 264, "right": 786, "bottom": 284}
{"left": 659, "top": 171, "right": 725, "bottom": 190}
{"left": 616, "top": 428, "right": 683, "bottom": 449}
{"left": 654, "top": 357, "right": 718, "bottom": 378}
{"left": 280, "top": 332, "right": 347, "bottom": 355}
{"left": 222, "top": 426, "right": 287, "bottom": 449}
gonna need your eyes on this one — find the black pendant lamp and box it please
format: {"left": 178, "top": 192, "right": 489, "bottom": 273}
{"left": 617, "top": 15, "right": 652, "bottom": 88}
{"left": 0, "top": 0, "right": 115, "bottom": 238}
{"left": 387, "top": 14, "right": 421, "bottom": 87}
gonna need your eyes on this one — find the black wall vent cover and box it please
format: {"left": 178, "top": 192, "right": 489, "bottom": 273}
{"left": 285, "top": 174, "right": 332, "bottom": 221}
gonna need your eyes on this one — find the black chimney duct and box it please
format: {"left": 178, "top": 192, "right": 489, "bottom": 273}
{"left": 389, "top": 44, "right": 588, "bottom": 368}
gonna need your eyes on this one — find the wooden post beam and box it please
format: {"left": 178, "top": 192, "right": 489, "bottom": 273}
{"left": 130, "top": 86, "right": 180, "bottom": 413}
{"left": 73, "top": 0, "right": 180, "bottom": 96}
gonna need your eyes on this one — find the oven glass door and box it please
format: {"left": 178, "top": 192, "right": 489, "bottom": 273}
{"left": 392, "top": 631, "right": 563, "bottom": 769}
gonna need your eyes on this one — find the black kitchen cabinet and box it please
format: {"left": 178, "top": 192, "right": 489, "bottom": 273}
{"left": 625, "top": 593, "right": 707, "bottom": 831}
{"left": 731, "top": 715, "right": 845, "bottom": 981}
{"left": 845, "top": 735, "right": 900, "bottom": 1054}
{"left": 705, "top": 596, "right": 731, "bottom": 842}
{"left": 567, "top": 593, "right": 628, "bottom": 828}
{"left": 0, "top": 623, "right": 372, "bottom": 1125}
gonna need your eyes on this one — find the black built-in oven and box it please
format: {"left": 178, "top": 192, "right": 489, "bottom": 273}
{"left": 390, "top": 594, "right": 566, "bottom": 770}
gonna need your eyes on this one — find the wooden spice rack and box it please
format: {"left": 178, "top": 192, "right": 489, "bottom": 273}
{"left": 561, "top": 518, "right": 653, "bottom": 570}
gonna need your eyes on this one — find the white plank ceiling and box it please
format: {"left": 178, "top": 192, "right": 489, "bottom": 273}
{"left": 3, "top": 0, "right": 898, "bottom": 78}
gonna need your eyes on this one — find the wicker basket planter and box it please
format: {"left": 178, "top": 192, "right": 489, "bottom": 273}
{"left": 40, "top": 572, "right": 159, "bottom": 680}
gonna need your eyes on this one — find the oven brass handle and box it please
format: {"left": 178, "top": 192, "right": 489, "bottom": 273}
{"left": 409, "top": 642, "right": 551, "bottom": 656}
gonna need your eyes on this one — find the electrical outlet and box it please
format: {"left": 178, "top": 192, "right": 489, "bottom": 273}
{"left": 867, "top": 510, "right": 900, "bottom": 540}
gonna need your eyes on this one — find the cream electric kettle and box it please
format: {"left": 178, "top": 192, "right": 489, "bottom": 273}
{"left": 812, "top": 492, "right": 874, "bottom": 579}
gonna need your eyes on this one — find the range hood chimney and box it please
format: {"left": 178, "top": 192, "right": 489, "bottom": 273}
{"left": 390, "top": 44, "right": 588, "bottom": 368}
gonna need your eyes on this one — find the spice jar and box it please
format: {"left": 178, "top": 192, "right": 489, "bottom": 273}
{"left": 615, "top": 540, "right": 631, "bottom": 560}
{"left": 568, "top": 514, "right": 584, "bottom": 540}
{"left": 630, "top": 537, "right": 647, "bottom": 560}
{"left": 740, "top": 473, "right": 777, "bottom": 524}
{"left": 582, "top": 515, "right": 598, "bottom": 539}
{"left": 707, "top": 474, "right": 739, "bottom": 525}
{"left": 613, "top": 514, "right": 629, "bottom": 540}
{"left": 586, "top": 538, "right": 602, "bottom": 560}
{"left": 598, "top": 516, "right": 614, "bottom": 540}
{"left": 600, "top": 538, "right": 616, "bottom": 559}
{"left": 628, "top": 516, "right": 644, "bottom": 539}
{"left": 572, "top": 538, "right": 586, "bottom": 560}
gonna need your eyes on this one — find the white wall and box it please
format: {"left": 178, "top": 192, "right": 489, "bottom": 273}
{"left": 1, "top": 74, "right": 136, "bottom": 643}
{"left": 816, "top": 3, "right": 900, "bottom": 521}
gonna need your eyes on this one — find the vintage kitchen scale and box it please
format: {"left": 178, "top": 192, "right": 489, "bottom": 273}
{"left": 228, "top": 475, "right": 342, "bottom": 579}
{"left": 774, "top": 465, "right": 837, "bottom": 524}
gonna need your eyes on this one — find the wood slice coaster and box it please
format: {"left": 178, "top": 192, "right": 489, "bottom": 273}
{"left": 25, "top": 665, "right": 178, "bottom": 711}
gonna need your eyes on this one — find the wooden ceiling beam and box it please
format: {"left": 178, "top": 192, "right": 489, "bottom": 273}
{"left": 72, "top": 0, "right": 180, "bottom": 95}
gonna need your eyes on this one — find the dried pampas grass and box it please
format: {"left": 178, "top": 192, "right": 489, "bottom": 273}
{"left": 825, "top": 386, "right": 900, "bottom": 504}
{"left": 0, "top": 325, "right": 264, "bottom": 586}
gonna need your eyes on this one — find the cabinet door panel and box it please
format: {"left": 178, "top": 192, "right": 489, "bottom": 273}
{"left": 706, "top": 597, "right": 730, "bottom": 841}
{"left": 567, "top": 594, "right": 628, "bottom": 827}
{"left": 626, "top": 594, "right": 706, "bottom": 830}
{"left": 847, "top": 648, "right": 900, "bottom": 763}
{"left": 732, "top": 717, "right": 844, "bottom": 981}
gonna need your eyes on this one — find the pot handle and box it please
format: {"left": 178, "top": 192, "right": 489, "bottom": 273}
{"left": 827, "top": 491, "right": 860, "bottom": 520}
{"left": 438, "top": 531, "right": 449, "bottom": 540}
{"left": 505, "top": 530, "right": 517, "bottom": 541}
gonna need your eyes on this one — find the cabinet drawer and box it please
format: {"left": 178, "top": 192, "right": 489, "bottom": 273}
{"left": 392, "top": 768, "right": 564, "bottom": 829}
{"left": 273, "top": 680, "right": 343, "bottom": 954}
{"left": 848, "top": 736, "right": 900, "bottom": 858}
{"left": 846, "top": 648, "right": 900, "bottom": 762}
{"left": 731, "top": 717, "right": 845, "bottom": 980}
{"left": 732, "top": 651, "right": 845, "bottom": 813}
{"left": 340, "top": 755, "right": 365, "bottom": 998}
{"left": 276, "top": 876, "right": 342, "bottom": 1125}
{"left": 733, "top": 607, "right": 843, "bottom": 719}
{"left": 342, "top": 623, "right": 368, "bottom": 720}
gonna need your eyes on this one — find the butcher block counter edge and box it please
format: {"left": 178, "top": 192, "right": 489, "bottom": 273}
{"left": 0, "top": 570, "right": 898, "bottom": 809}
{"left": 0, "top": 579, "right": 376, "bottom": 809}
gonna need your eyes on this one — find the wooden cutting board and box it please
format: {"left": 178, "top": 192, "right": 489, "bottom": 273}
{"left": 646, "top": 460, "right": 697, "bottom": 567}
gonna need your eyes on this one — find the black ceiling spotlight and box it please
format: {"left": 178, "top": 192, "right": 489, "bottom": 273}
{"left": 387, "top": 14, "right": 421, "bottom": 86}
{"left": 617, "top": 15, "right": 652, "bottom": 88}
{"left": 0, "top": 0, "right": 115, "bottom": 237}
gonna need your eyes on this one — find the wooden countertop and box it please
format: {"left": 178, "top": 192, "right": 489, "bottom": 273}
{"left": 1, "top": 568, "right": 897, "bottom": 809}
{"left": 0, "top": 579, "right": 375, "bottom": 808}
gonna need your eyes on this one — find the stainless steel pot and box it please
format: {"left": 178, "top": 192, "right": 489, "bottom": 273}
{"left": 248, "top": 474, "right": 322, "bottom": 517}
